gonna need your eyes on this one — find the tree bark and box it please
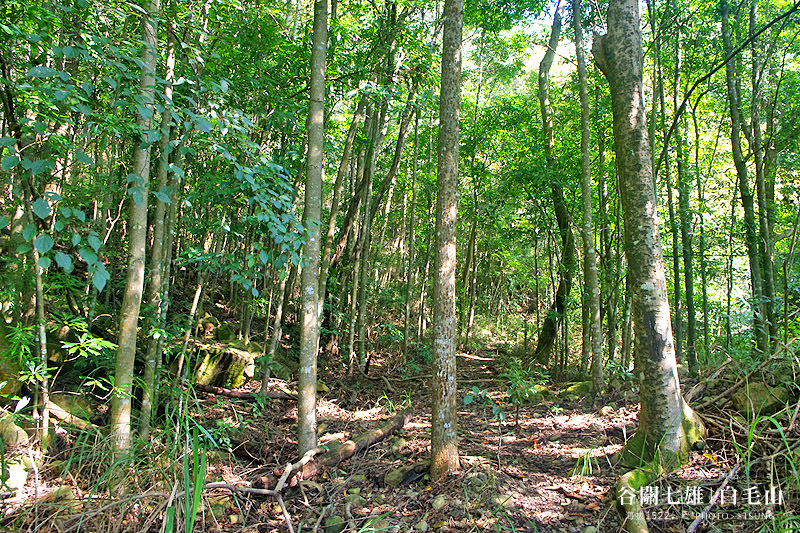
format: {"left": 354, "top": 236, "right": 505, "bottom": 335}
{"left": 110, "top": 0, "right": 159, "bottom": 452}
{"left": 534, "top": 6, "right": 577, "bottom": 366}
{"left": 139, "top": 26, "right": 177, "bottom": 441}
{"left": 721, "top": 0, "right": 768, "bottom": 355}
{"left": 673, "top": 34, "right": 698, "bottom": 375}
{"left": 573, "top": 0, "right": 602, "bottom": 393}
{"left": 593, "top": 0, "right": 703, "bottom": 465}
{"left": 297, "top": 0, "right": 327, "bottom": 456}
{"left": 430, "top": 0, "right": 463, "bottom": 482}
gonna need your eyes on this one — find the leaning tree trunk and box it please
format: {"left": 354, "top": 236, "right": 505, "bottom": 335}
{"left": 430, "top": 0, "right": 463, "bottom": 483}
{"left": 593, "top": 0, "right": 704, "bottom": 465}
{"left": 297, "top": 0, "right": 327, "bottom": 456}
{"left": 110, "top": 0, "right": 159, "bottom": 452}
{"left": 534, "top": 6, "right": 577, "bottom": 366}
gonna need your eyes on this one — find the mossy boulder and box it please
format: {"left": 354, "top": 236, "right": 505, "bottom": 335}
{"left": 732, "top": 382, "right": 788, "bottom": 416}
{"left": 195, "top": 345, "right": 257, "bottom": 388}
{"left": 561, "top": 381, "right": 593, "bottom": 400}
{"left": 216, "top": 322, "right": 238, "bottom": 343}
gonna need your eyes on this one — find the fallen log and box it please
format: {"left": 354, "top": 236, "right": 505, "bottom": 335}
{"left": 269, "top": 408, "right": 413, "bottom": 489}
{"left": 47, "top": 401, "right": 97, "bottom": 430}
{"left": 194, "top": 383, "right": 297, "bottom": 400}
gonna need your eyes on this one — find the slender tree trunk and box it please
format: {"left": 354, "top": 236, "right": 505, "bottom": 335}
{"left": 573, "top": 0, "right": 602, "bottom": 392}
{"left": 139, "top": 27, "right": 177, "bottom": 440}
{"left": 110, "top": 0, "right": 159, "bottom": 452}
{"left": 721, "top": 0, "right": 768, "bottom": 355}
{"left": 403, "top": 110, "right": 419, "bottom": 360}
{"left": 534, "top": 6, "right": 577, "bottom": 366}
{"left": 749, "top": 0, "right": 777, "bottom": 345}
{"left": 430, "top": 0, "right": 463, "bottom": 482}
{"left": 298, "top": 0, "right": 327, "bottom": 456}
{"left": 593, "top": 0, "right": 703, "bottom": 464}
{"left": 673, "top": 35, "right": 698, "bottom": 375}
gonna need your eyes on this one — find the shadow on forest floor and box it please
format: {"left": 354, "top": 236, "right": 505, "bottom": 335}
{"left": 1, "top": 348, "right": 641, "bottom": 533}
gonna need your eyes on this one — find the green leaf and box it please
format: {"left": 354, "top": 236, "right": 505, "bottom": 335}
{"left": 32, "top": 198, "right": 51, "bottom": 219}
{"left": 0, "top": 136, "right": 16, "bottom": 147}
{"left": 92, "top": 263, "right": 110, "bottom": 292}
{"left": 73, "top": 210, "right": 86, "bottom": 222}
{"left": 129, "top": 186, "right": 146, "bottom": 206}
{"left": 75, "top": 150, "right": 94, "bottom": 166}
{"left": 71, "top": 233, "right": 81, "bottom": 246}
{"left": 136, "top": 104, "right": 153, "bottom": 120}
{"left": 17, "top": 243, "right": 32, "bottom": 254}
{"left": 0, "top": 216, "right": 8, "bottom": 230}
{"left": 153, "top": 187, "right": 172, "bottom": 204}
{"left": 464, "top": 394, "right": 474, "bottom": 406}
{"left": 34, "top": 234, "right": 54, "bottom": 254}
{"left": 37, "top": 256, "right": 51, "bottom": 269}
{"left": 22, "top": 224, "right": 36, "bottom": 241}
{"left": 81, "top": 81, "right": 94, "bottom": 96}
{"left": 195, "top": 116, "right": 212, "bottom": 133}
{"left": 79, "top": 247, "right": 97, "bottom": 265}
{"left": 55, "top": 252, "right": 73, "bottom": 273}
{"left": 88, "top": 233, "right": 102, "bottom": 252}
{"left": 1, "top": 155, "right": 20, "bottom": 170}
{"left": 54, "top": 219, "right": 65, "bottom": 231}
{"left": 27, "top": 65, "right": 57, "bottom": 78}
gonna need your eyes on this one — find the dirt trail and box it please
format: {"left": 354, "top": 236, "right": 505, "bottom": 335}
{"left": 216, "top": 350, "right": 637, "bottom": 532}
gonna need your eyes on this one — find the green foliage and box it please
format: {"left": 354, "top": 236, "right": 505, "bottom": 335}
{"left": 464, "top": 386, "right": 506, "bottom": 422}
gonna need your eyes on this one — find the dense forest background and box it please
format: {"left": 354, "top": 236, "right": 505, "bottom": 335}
{"left": 1, "top": 0, "right": 800, "bottom": 531}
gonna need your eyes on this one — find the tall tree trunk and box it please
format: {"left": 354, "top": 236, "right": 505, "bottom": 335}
{"left": 298, "top": 0, "right": 327, "bottom": 456}
{"left": 573, "top": 0, "right": 603, "bottom": 393}
{"left": 749, "top": 0, "right": 777, "bottom": 345}
{"left": 721, "top": 0, "right": 768, "bottom": 355}
{"left": 110, "top": 0, "right": 159, "bottom": 452}
{"left": 403, "top": 110, "right": 419, "bottom": 360}
{"left": 593, "top": 0, "right": 704, "bottom": 465}
{"left": 139, "top": 26, "right": 177, "bottom": 441}
{"left": 673, "top": 34, "right": 698, "bottom": 375}
{"left": 430, "top": 0, "right": 463, "bottom": 482}
{"left": 534, "top": 6, "right": 577, "bottom": 366}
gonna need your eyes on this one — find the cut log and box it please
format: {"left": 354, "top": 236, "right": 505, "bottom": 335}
{"left": 194, "top": 383, "right": 297, "bottom": 400}
{"left": 270, "top": 408, "right": 413, "bottom": 488}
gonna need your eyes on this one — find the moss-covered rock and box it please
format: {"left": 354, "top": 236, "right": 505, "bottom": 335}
{"left": 561, "top": 381, "right": 593, "bottom": 399}
{"left": 731, "top": 382, "right": 788, "bottom": 416}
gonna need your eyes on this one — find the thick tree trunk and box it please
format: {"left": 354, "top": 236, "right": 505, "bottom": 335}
{"left": 573, "top": 0, "right": 603, "bottom": 393}
{"left": 110, "top": 0, "right": 158, "bottom": 452}
{"left": 297, "top": 0, "right": 327, "bottom": 456}
{"left": 430, "top": 0, "right": 463, "bottom": 482}
{"left": 593, "top": 0, "right": 703, "bottom": 465}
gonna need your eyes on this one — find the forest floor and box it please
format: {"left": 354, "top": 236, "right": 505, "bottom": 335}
{"left": 179, "top": 346, "right": 635, "bottom": 533}
{"left": 8, "top": 342, "right": 785, "bottom": 532}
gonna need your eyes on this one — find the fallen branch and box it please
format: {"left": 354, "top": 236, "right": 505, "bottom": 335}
{"left": 273, "top": 408, "right": 413, "bottom": 489}
{"left": 194, "top": 383, "right": 297, "bottom": 400}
